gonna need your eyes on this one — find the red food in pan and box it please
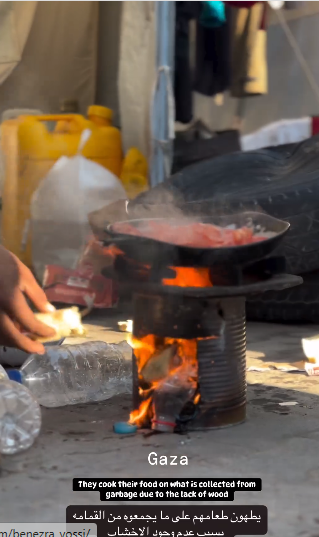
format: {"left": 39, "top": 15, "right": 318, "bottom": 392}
{"left": 112, "top": 221, "right": 267, "bottom": 248}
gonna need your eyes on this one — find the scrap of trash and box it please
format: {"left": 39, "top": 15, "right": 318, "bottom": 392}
{"left": 32, "top": 307, "right": 86, "bottom": 342}
{"left": 247, "top": 363, "right": 306, "bottom": 374}
{"left": 118, "top": 320, "right": 133, "bottom": 333}
{"left": 247, "top": 334, "right": 319, "bottom": 377}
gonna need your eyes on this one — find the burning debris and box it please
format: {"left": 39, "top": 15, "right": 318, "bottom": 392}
{"left": 140, "top": 343, "right": 178, "bottom": 384}
{"left": 129, "top": 336, "right": 198, "bottom": 432}
{"left": 151, "top": 366, "right": 197, "bottom": 433}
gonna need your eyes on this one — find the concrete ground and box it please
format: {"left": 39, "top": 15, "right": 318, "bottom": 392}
{"left": 1, "top": 310, "right": 319, "bottom": 536}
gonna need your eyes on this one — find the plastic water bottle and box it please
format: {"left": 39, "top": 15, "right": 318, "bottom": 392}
{"left": 0, "top": 372, "right": 41, "bottom": 455}
{"left": 8, "top": 341, "right": 132, "bottom": 408}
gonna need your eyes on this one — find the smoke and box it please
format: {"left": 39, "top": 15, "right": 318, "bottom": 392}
{"left": 128, "top": 194, "right": 269, "bottom": 225}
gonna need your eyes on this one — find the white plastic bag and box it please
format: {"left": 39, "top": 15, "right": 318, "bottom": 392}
{"left": 31, "top": 129, "right": 127, "bottom": 281}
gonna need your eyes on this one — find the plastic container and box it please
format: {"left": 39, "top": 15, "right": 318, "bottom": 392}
{"left": 8, "top": 341, "right": 132, "bottom": 408}
{"left": 120, "top": 148, "right": 149, "bottom": 199}
{"left": 151, "top": 369, "right": 196, "bottom": 433}
{"left": 0, "top": 379, "right": 41, "bottom": 454}
{"left": 55, "top": 105, "right": 113, "bottom": 133}
{"left": 0, "top": 338, "right": 65, "bottom": 368}
{"left": 0, "top": 109, "right": 43, "bottom": 197}
{"left": 87, "top": 105, "right": 113, "bottom": 127}
{"left": 1, "top": 113, "right": 122, "bottom": 267}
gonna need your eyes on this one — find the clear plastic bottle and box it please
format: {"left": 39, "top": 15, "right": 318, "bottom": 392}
{"left": 8, "top": 341, "right": 132, "bottom": 408}
{"left": 151, "top": 368, "right": 196, "bottom": 433}
{"left": 0, "top": 379, "right": 41, "bottom": 454}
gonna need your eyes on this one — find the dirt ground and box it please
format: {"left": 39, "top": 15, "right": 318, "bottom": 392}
{"left": 1, "top": 309, "right": 319, "bottom": 537}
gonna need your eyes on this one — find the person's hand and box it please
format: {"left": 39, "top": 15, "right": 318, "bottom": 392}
{"left": 0, "top": 246, "right": 56, "bottom": 354}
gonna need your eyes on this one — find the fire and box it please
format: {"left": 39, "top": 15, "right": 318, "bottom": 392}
{"left": 130, "top": 398, "right": 152, "bottom": 426}
{"left": 128, "top": 265, "right": 213, "bottom": 430}
{"left": 130, "top": 334, "right": 198, "bottom": 381}
{"left": 103, "top": 244, "right": 124, "bottom": 259}
{"left": 163, "top": 267, "right": 212, "bottom": 287}
{"left": 128, "top": 334, "right": 198, "bottom": 428}
{"left": 128, "top": 334, "right": 158, "bottom": 371}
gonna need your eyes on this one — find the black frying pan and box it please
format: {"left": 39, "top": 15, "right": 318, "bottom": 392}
{"left": 104, "top": 211, "right": 290, "bottom": 268}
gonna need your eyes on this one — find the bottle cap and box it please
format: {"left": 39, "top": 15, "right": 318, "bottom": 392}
{"left": 113, "top": 422, "right": 137, "bottom": 435}
{"left": 88, "top": 105, "right": 112, "bottom": 122}
{"left": 7, "top": 369, "right": 22, "bottom": 384}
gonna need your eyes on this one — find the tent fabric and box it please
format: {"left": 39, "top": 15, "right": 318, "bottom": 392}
{"left": 118, "top": 1, "right": 156, "bottom": 158}
{"left": 96, "top": 1, "right": 122, "bottom": 126}
{"left": 0, "top": 1, "right": 98, "bottom": 117}
{"left": 0, "top": 1, "right": 37, "bottom": 85}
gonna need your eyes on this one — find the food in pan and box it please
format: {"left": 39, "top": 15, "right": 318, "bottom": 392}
{"left": 112, "top": 221, "right": 268, "bottom": 248}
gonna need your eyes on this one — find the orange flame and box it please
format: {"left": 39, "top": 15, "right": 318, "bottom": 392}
{"left": 163, "top": 267, "right": 212, "bottom": 287}
{"left": 129, "top": 335, "right": 199, "bottom": 427}
{"left": 128, "top": 334, "right": 159, "bottom": 372}
{"left": 103, "top": 244, "right": 124, "bottom": 259}
{"left": 129, "top": 397, "right": 152, "bottom": 426}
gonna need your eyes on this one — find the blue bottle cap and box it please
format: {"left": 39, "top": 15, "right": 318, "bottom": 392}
{"left": 113, "top": 422, "right": 137, "bottom": 435}
{"left": 7, "top": 369, "right": 23, "bottom": 384}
